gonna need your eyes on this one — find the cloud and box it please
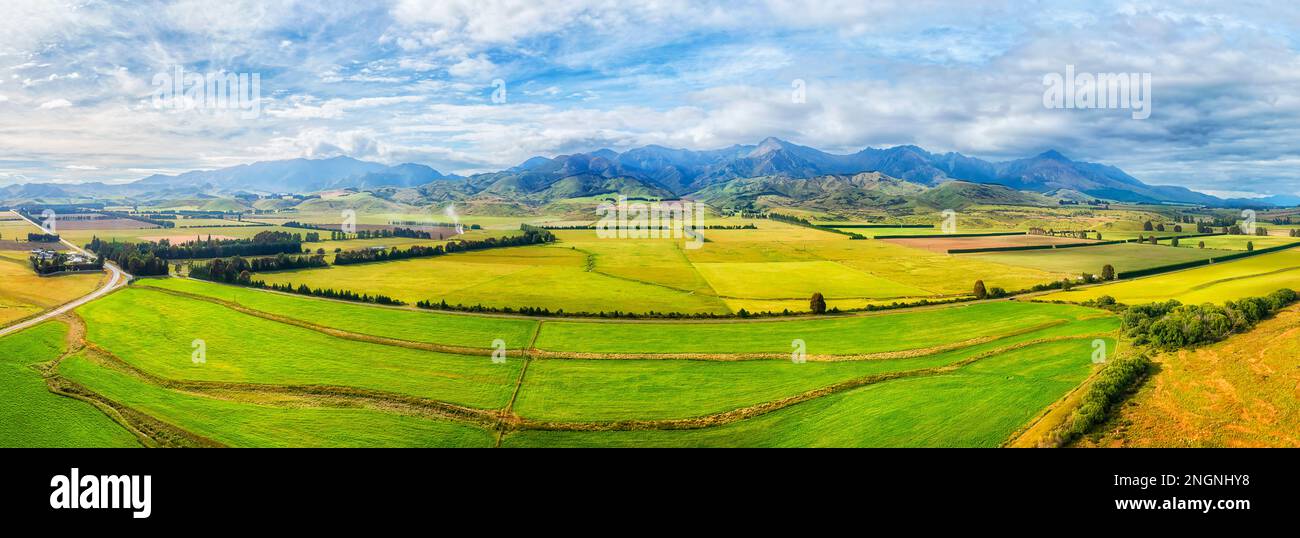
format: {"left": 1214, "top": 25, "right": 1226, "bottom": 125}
{"left": 0, "top": 0, "right": 1298, "bottom": 197}
{"left": 38, "top": 98, "right": 72, "bottom": 109}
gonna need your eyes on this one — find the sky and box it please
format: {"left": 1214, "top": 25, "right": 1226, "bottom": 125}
{"left": 0, "top": 0, "right": 1298, "bottom": 198}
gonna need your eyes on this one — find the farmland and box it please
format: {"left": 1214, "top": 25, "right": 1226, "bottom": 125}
{"left": 3, "top": 201, "right": 1297, "bottom": 449}
{"left": 0, "top": 321, "right": 139, "bottom": 447}
{"left": 1039, "top": 249, "right": 1300, "bottom": 305}
{"left": 0, "top": 266, "right": 1120, "bottom": 447}
{"left": 964, "top": 242, "right": 1227, "bottom": 275}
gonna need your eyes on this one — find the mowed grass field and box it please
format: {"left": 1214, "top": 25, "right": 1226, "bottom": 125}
{"left": 0, "top": 322, "right": 139, "bottom": 447}
{"left": 22, "top": 271, "right": 1121, "bottom": 447}
{"left": 505, "top": 337, "right": 1109, "bottom": 447}
{"left": 58, "top": 351, "right": 493, "bottom": 447}
{"left": 1040, "top": 249, "right": 1300, "bottom": 305}
{"left": 534, "top": 300, "right": 1106, "bottom": 355}
{"left": 516, "top": 316, "right": 1117, "bottom": 422}
{"left": 965, "top": 243, "right": 1228, "bottom": 275}
{"left": 136, "top": 277, "right": 538, "bottom": 349}
{"left": 77, "top": 287, "right": 522, "bottom": 408}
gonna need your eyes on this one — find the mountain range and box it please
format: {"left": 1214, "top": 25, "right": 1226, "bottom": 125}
{"left": 2, "top": 138, "right": 1293, "bottom": 208}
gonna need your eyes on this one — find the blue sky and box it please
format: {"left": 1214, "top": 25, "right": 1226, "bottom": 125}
{"left": 1, "top": 0, "right": 1299, "bottom": 198}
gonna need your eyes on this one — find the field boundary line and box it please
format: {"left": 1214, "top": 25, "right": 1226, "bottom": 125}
{"left": 496, "top": 321, "right": 545, "bottom": 447}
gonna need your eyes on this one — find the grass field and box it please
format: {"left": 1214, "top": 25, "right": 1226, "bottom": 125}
{"left": 58, "top": 351, "right": 493, "bottom": 447}
{"left": 965, "top": 243, "right": 1228, "bottom": 275}
{"left": 0, "top": 322, "right": 139, "bottom": 448}
{"left": 1077, "top": 306, "right": 1300, "bottom": 447}
{"left": 77, "top": 288, "right": 521, "bottom": 408}
{"left": 534, "top": 301, "right": 1106, "bottom": 355}
{"left": 136, "top": 278, "right": 538, "bottom": 349}
{"left": 505, "top": 337, "right": 1107, "bottom": 447}
{"left": 1039, "top": 249, "right": 1300, "bottom": 305}
{"left": 516, "top": 316, "right": 1117, "bottom": 422}
{"left": 1170, "top": 234, "right": 1300, "bottom": 251}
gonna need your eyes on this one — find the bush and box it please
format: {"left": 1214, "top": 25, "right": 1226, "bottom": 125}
{"left": 1056, "top": 353, "right": 1152, "bottom": 444}
{"left": 809, "top": 292, "right": 827, "bottom": 314}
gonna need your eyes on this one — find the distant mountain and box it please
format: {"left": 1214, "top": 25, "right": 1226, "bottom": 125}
{"left": 2, "top": 139, "right": 1260, "bottom": 209}
{"left": 692, "top": 172, "right": 1052, "bottom": 213}
{"left": 129, "top": 157, "right": 455, "bottom": 193}
{"left": 1220, "top": 194, "right": 1300, "bottom": 208}
{"left": 497, "top": 139, "right": 1221, "bottom": 205}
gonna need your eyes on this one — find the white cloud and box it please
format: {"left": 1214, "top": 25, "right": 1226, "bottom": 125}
{"left": 447, "top": 54, "right": 496, "bottom": 79}
{"left": 38, "top": 98, "right": 72, "bottom": 109}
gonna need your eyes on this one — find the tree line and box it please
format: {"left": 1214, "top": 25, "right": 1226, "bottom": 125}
{"left": 29, "top": 252, "right": 103, "bottom": 275}
{"left": 334, "top": 227, "right": 556, "bottom": 265}
{"left": 87, "top": 231, "right": 304, "bottom": 261}
{"left": 188, "top": 253, "right": 328, "bottom": 283}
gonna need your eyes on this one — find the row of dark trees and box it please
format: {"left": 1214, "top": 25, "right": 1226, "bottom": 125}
{"left": 260, "top": 283, "right": 405, "bottom": 306}
{"left": 188, "top": 253, "right": 327, "bottom": 283}
{"left": 334, "top": 227, "right": 556, "bottom": 265}
{"left": 28, "top": 233, "right": 60, "bottom": 242}
{"left": 84, "top": 241, "right": 169, "bottom": 276}
{"left": 86, "top": 231, "right": 304, "bottom": 261}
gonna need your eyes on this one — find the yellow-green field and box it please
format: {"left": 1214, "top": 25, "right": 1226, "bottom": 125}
{"left": 1038, "top": 249, "right": 1300, "bottom": 305}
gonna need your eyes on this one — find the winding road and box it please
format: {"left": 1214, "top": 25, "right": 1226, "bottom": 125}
{"left": 0, "top": 211, "right": 131, "bottom": 338}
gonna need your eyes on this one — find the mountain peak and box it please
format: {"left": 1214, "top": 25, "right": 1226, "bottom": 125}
{"left": 749, "top": 137, "right": 796, "bottom": 157}
{"left": 1036, "top": 150, "right": 1071, "bottom": 162}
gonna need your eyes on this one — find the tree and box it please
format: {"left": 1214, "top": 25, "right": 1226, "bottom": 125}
{"left": 1143, "top": 220, "right": 1154, "bottom": 231}
{"left": 1198, "top": 241, "right": 1205, "bottom": 249}
{"left": 1101, "top": 264, "right": 1116, "bottom": 281}
{"left": 1171, "top": 237, "right": 1180, "bottom": 247}
{"left": 1095, "top": 232, "right": 1102, "bottom": 240}
{"left": 1247, "top": 241, "right": 1255, "bottom": 252}
{"left": 809, "top": 293, "right": 827, "bottom": 314}
{"left": 973, "top": 280, "right": 988, "bottom": 300}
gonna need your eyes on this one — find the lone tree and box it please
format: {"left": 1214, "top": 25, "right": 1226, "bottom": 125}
{"left": 809, "top": 292, "right": 827, "bottom": 314}
{"left": 973, "top": 280, "right": 988, "bottom": 300}
{"left": 1247, "top": 241, "right": 1255, "bottom": 252}
{"left": 1101, "top": 264, "right": 1116, "bottom": 281}
{"left": 1171, "top": 237, "right": 1180, "bottom": 247}
{"left": 1143, "top": 220, "right": 1154, "bottom": 231}
{"left": 1198, "top": 241, "right": 1205, "bottom": 249}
